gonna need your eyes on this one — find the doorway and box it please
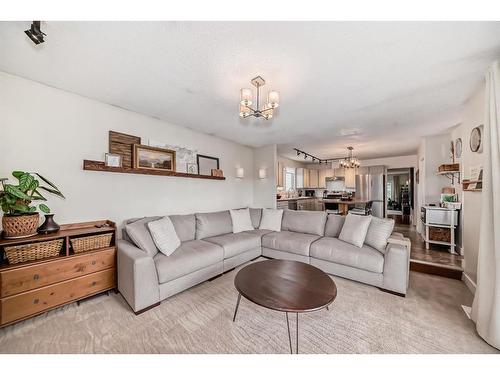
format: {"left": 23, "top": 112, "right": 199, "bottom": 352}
{"left": 386, "top": 168, "right": 413, "bottom": 224}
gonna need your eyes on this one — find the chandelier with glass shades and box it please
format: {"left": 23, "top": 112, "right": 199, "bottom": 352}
{"left": 339, "top": 146, "right": 360, "bottom": 168}
{"left": 239, "top": 76, "right": 280, "bottom": 120}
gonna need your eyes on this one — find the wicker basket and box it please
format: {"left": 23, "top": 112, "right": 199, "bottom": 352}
{"left": 2, "top": 213, "right": 39, "bottom": 239}
{"left": 4, "top": 239, "right": 64, "bottom": 264}
{"left": 70, "top": 233, "right": 113, "bottom": 253}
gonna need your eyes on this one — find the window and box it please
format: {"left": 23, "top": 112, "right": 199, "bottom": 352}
{"left": 284, "top": 167, "right": 296, "bottom": 191}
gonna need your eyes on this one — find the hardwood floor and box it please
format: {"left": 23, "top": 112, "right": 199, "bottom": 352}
{"left": 389, "top": 214, "right": 463, "bottom": 279}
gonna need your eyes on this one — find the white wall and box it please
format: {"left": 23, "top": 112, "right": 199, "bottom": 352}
{"left": 253, "top": 145, "right": 277, "bottom": 208}
{"left": 451, "top": 84, "right": 485, "bottom": 285}
{"left": 0, "top": 72, "right": 255, "bottom": 229}
{"left": 360, "top": 155, "right": 418, "bottom": 169}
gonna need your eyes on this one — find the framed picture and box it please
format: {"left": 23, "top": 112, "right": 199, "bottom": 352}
{"left": 197, "top": 154, "right": 220, "bottom": 176}
{"left": 105, "top": 153, "right": 122, "bottom": 167}
{"left": 211, "top": 169, "right": 224, "bottom": 177}
{"left": 186, "top": 163, "right": 198, "bottom": 174}
{"left": 133, "top": 144, "right": 176, "bottom": 171}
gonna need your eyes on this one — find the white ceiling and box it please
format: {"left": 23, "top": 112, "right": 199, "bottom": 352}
{"left": 1, "top": 21, "right": 500, "bottom": 160}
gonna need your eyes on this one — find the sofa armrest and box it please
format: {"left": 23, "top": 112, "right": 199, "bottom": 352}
{"left": 382, "top": 238, "right": 411, "bottom": 295}
{"left": 117, "top": 239, "right": 160, "bottom": 312}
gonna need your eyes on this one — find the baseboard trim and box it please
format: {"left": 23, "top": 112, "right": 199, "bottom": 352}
{"left": 378, "top": 288, "right": 406, "bottom": 298}
{"left": 462, "top": 272, "right": 477, "bottom": 295}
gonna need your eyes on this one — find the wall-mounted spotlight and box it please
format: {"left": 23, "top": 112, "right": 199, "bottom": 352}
{"left": 236, "top": 168, "right": 244, "bottom": 179}
{"left": 25, "top": 21, "right": 46, "bottom": 45}
{"left": 259, "top": 168, "right": 267, "bottom": 179}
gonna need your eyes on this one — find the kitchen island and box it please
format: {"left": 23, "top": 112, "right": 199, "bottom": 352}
{"left": 318, "top": 198, "right": 371, "bottom": 215}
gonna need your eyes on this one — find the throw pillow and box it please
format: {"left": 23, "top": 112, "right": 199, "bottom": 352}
{"left": 259, "top": 208, "right": 283, "bottom": 232}
{"left": 125, "top": 217, "right": 160, "bottom": 257}
{"left": 230, "top": 208, "right": 254, "bottom": 233}
{"left": 338, "top": 213, "right": 372, "bottom": 248}
{"left": 147, "top": 216, "right": 181, "bottom": 256}
{"left": 364, "top": 216, "right": 395, "bottom": 253}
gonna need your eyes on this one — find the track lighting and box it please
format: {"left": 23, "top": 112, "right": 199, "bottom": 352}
{"left": 25, "top": 21, "right": 46, "bottom": 45}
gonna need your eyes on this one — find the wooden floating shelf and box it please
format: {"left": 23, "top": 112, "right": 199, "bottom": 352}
{"left": 83, "top": 160, "right": 226, "bottom": 180}
{"left": 462, "top": 179, "right": 482, "bottom": 192}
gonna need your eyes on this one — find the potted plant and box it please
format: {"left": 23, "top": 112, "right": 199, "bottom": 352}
{"left": 0, "top": 171, "right": 65, "bottom": 239}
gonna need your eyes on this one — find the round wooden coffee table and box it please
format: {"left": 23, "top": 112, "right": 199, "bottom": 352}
{"left": 232, "top": 259, "right": 337, "bottom": 354}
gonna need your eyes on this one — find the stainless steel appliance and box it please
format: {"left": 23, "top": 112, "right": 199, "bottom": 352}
{"left": 354, "top": 165, "right": 386, "bottom": 218}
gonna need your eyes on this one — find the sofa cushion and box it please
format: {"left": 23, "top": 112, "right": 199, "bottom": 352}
{"left": 230, "top": 208, "right": 254, "bottom": 233}
{"left": 338, "top": 213, "right": 372, "bottom": 248}
{"left": 154, "top": 240, "right": 224, "bottom": 283}
{"left": 259, "top": 208, "right": 283, "bottom": 232}
{"left": 324, "top": 214, "right": 345, "bottom": 238}
{"left": 249, "top": 208, "right": 262, "bottom": 229}
{"left": 147, "top": 216, "right": 181, "bottom": 256}
{"left": 244, "top": 229, "right": 273, "bottom": 237}
{"left": 281, "top": 210, "right": 327, "bottom": 236}
{"left": 204, "top": 232, "right": 261, "bottom": 259}
{"left": 262, "top": 230, "right": 320, "bottom": 256}
{"left": 195, "top": 210, "right": 233, "bottom": 240}
{"left": 310, "top": 237, "right": 384, "bottom": 273}
{"left": 125, "top": 217, "right": 161, "bottom": 257}
{"left": 169, "top": 214, "right": 196, "bottom": 242}
{"left": 364, "top": 216, "right": 395, "bottom": 253}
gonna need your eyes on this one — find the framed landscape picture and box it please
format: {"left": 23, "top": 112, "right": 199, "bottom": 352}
{"left": 133, "top": 144, "right": 176, "bottom": 171}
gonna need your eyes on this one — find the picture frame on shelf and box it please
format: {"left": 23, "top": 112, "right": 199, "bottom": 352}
{"left": 186, "top": 163, "right": 198, "bottom": 174}
{"left": 133, "top": 144, "right": 176, "bottom": 171}
{"left": 211, "top": 169, "right": 224, "bottom": 177}
{"left": 105, "top": 153, "right": 122, "bottom": 167}
{"left": 197, "top": 154, "right": 220, "bottom": 176}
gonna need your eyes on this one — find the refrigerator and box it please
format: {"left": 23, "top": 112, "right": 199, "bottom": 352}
{"left": 355, "top": 166, "right": 386, "bottom": 218}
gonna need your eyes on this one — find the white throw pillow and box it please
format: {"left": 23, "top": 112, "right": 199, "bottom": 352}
{"left": 147, "top": 216, "right": 181, "bottom": 256}
{"left": 338, "top": 213, "right": 372, "bottom": 248}
{"left": 230, "top": 208, "right": 254, "bottom": 233}
{"left": 364, "top": 216, "right": 395, "bottom": 253}
{"left": 259, "top": 208, "right": 283, "bottom": 232}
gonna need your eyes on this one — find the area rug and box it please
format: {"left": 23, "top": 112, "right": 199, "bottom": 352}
{"left": 0, "top": 259, "right": 497, "bottom": 354}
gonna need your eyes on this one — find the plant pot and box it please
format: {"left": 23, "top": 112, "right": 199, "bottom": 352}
{"left": 2, "top": 213, "right": 40, "bottom": 239}
{"left": 37, "top": 214, "right": 61, "bottom": 235}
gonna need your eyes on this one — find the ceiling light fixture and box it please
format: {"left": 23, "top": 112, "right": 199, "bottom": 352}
{"left": 339, "top": 146, "right": 360, "bottom": 169}
{"left": 239, "top": 76, "right": 279, "bottom": 120}
{"left": 25, "top": 21, "right": 46, "bottom": 45}
{"left": 293, "top": 147, "right": 362, "bottom": 168}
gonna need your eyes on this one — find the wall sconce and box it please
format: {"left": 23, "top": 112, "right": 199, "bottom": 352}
{"left": 258, "top": 168, "right": 267, "bottom": 179}
{"left": 236, "top": 168, "right": 244, "bottom": 178}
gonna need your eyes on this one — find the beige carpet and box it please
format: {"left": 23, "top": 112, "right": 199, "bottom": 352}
{"left": 0, "top": 259, "right": 497, "bottom": 354}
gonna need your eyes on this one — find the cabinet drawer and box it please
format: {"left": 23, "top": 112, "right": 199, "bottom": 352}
{"left": 0, "top": 247, "right": 116, "bottom": 297}
{"left": 0, "top": 268, "right": 115, "bottom": 326}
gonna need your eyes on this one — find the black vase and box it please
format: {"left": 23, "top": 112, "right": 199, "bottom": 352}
{"left": 37, "top": 214, "right": 60, "bottom": 234}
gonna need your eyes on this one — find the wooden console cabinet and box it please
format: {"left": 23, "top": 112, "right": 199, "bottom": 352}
{"left": 0, "top": 220, "right": 116, "bottom": 328}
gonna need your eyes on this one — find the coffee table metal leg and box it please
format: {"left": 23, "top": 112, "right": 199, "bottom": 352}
{"left": 296, "top": 312, "right": 299, "bottom": 354}
{"left": 286, "top": 312, "right": 293, "bottom": 354}
{"left": 232, "top": 293, "right": 241, "bottom": 322}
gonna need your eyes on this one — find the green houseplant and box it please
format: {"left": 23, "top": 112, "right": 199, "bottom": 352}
{"left": 0, "top": 171, "right": 65, "bottom": 238}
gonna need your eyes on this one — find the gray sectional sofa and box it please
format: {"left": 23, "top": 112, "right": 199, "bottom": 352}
{"left": 117, "top": 209, "right": 410, "bottom": 314}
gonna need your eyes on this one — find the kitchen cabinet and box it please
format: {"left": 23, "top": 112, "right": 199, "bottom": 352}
{"left": 277, "top": 200, "right": 289, "bottom": 210}
{"left": 303, "top": 169, "right": 310, "bottom": 188}
{"left": 356, "top": 167, "right": 369, "bottom": 175}
{"left": 318, "top": 169, "right": 327, "bottom": 188}
{"left": 334, "top": 168, "right": 345, "bottom": 178}
{"left": 277, "top": 162, "right": 284, "bottom": 187}
{"left": 309, "top": 169, "right": 319, "bottom": 188}
{"left": 296, "top": 168, "right": 304, "bottom": 188}
{"left": 325, "top": 169, "right": 334, "bottom": 178}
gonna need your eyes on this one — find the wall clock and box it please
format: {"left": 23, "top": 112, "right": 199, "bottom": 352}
{"left": 455, "top": 138, "right": 462, "bottom": 158}
{"left": 470, "top": 125, "right": 483, "bottom": 153}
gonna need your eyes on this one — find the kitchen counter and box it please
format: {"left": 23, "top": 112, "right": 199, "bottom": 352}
{"left": 318, "top": 198, "right": 370, "bottom": 204}
{"left": 277, "top": 196, "right": 316, "bottom": 201}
